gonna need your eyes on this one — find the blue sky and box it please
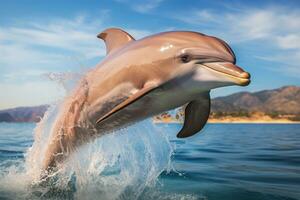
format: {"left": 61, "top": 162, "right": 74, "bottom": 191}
{"left": 0, "top": 0, "right": 299, "bottom": 109}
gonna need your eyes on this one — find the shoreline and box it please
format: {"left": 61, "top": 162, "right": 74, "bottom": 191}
{"left": 1, "top": 118, "right": 300, "bottom": 124}
{"left": 207, "top": 121, "right": 300, "bottom": 124}
{"left": 207, "top": 119, "right": 300, "bottom": 124}
{"left": 153, "top": 119, "right": 300, "bottom": 124}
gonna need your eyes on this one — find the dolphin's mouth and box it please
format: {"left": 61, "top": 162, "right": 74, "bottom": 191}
{"left": 200, "top": 62, "right": 251, "bottom": 86}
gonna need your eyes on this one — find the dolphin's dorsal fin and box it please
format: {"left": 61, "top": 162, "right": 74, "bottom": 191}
{"left": 97, "top": 28, "right": 135, "bottom": 55}
{"left": 177, "top": 92, "right": 211, "bottom": 138}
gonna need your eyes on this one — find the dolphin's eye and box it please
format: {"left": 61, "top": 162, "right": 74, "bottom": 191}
{"left": 180, "top": 54, "right": 191, "bottom": 63}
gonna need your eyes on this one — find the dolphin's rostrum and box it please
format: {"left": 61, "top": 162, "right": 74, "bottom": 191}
{"left": 42, "top": 28, "right": 250, "bottom": 173}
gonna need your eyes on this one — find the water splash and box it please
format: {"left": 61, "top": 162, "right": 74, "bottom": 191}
{"left": 0, "top": 72, "right": 197, "bottom": 199}
{"left": 0, "top": 104, "right": 178, "bottom": 199}
{"left": 69, "top": 120, "right": 173, "bottom": 200}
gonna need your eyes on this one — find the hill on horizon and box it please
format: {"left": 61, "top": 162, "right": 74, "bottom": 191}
{"left": 0, "top": 85, "right": 299, "bottom": 123}
{"left": 0, "top": 105, "right": 48, "bottom": 123}
{"left": 211, "top": 85, "right": 300, "bottom": 115}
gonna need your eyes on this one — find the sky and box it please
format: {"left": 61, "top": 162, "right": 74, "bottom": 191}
{"left": 0, "top": 0, "right": 300, "bottom": 109}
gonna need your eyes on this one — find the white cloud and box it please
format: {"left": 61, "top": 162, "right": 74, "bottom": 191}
{"left": 276, "top": 35, "right": 300, "bottom": 49}
{"left": 0, "top": 43, "right": 65, "bottom": 69}
{"left": 114, "top": 0, "right": 164, "bottom": 13}
{"left": 133, "top": 0, "right": 164, "bottom": 13}
{"left": 0, "top": 80, "right": 64, "bottom": 109}
{"left": 0, "top": 15, "right": 151, "bottom": 72}
{"left": 174, "top": 7, "right": 300, "bottom": 42}
{"left": 0, "top": 15, "right": 105, "bottom": 69}
{"left": 173, "top": 6, "right": 300, "bottom": 77}
{"left": 0, "top": 14, "right": 152, "bottom": 109}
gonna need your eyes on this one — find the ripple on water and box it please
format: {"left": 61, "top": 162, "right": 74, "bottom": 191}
{"left": 0, "top": 123, "right": 299, "bottom": 200}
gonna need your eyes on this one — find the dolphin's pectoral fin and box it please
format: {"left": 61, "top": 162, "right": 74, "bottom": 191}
{"left": 177, "top": 92, "right": 211, "bottom": 138}
{"left": 96, "top": 82, "right": 159, "bottom": 125}
{"left": 98, "top": 28, "right": 135, "bottom": 55}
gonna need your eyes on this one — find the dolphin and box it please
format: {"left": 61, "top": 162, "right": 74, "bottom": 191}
{"left": 41, "top": 28, "right": 250, "bottom": 173}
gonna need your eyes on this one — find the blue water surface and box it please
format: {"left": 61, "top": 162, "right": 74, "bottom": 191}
{"left": 0, "top": 123, "right": 299, "bottom": 200}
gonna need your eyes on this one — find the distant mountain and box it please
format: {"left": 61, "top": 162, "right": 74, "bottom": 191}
{"left": 0, "top": 105, "right": 48, "bottom": 123}
{"left": 0, "top": 86, "right": 299, "bottom": 123}
{"left": 211, "top": 86, "right": 300, "bottom": 115}
{"left": 153, "top": 86, "right": 300, "bottom": 123}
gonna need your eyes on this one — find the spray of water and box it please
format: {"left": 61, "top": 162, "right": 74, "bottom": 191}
{"left": 0, "top": 71, "right": 200, "bottom": 199}
{"left": 0, "top": 102, "right": 181, "bottom": 199}
{"left": 25, "top": 100, "right": 175, "bottom": 199}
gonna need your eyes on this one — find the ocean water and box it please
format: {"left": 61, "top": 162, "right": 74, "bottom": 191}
{"left": 0, "top": 122, "right": 299, "bottom": 200}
